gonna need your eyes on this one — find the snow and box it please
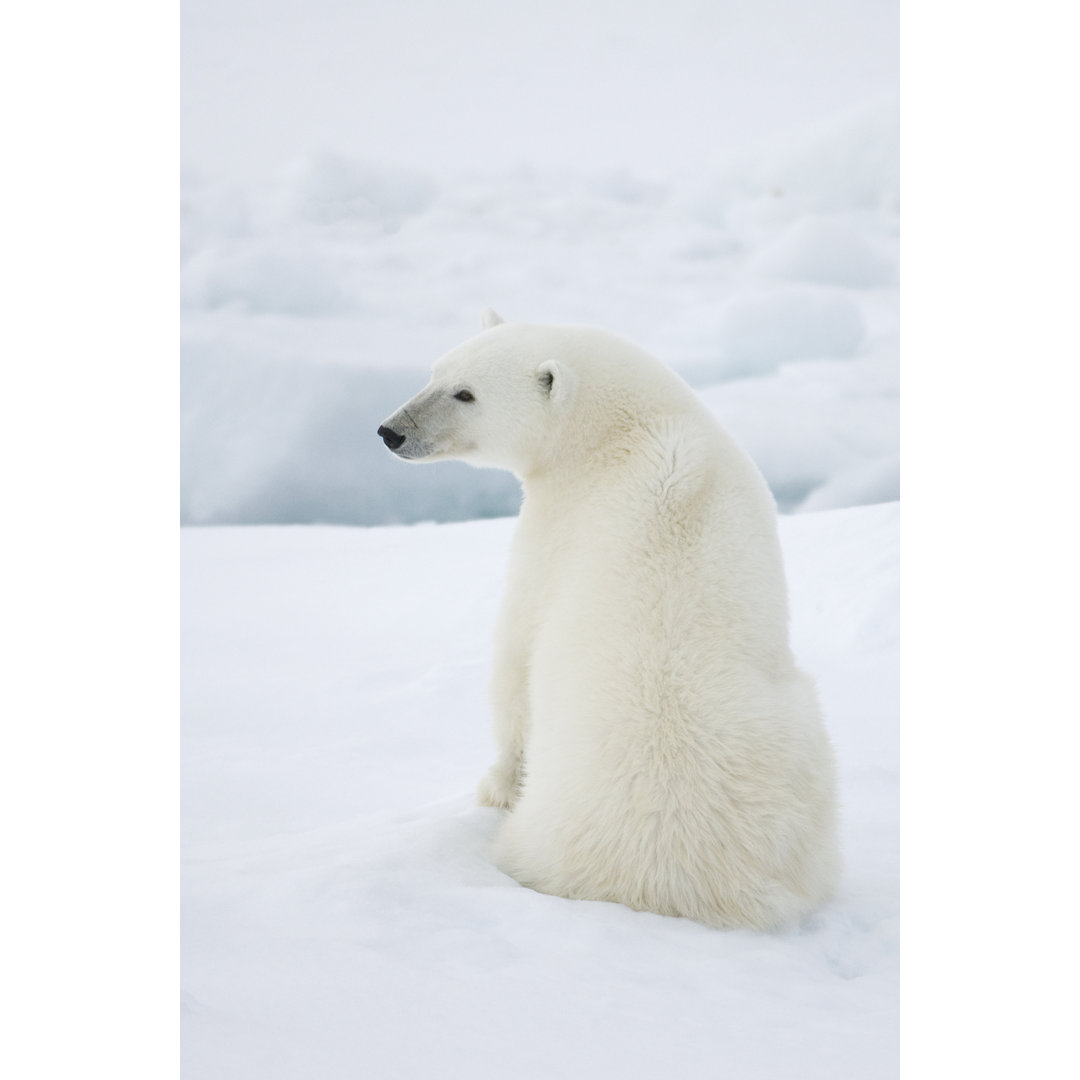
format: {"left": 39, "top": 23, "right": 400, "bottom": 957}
{"left": 180, "top": 0, "right": 899, "bottom": 526}
{"left": 750, "top": 216, "right": 898, "bottom": 288}
{"left": 704, "top": 285, "right": 868, "bottom": 379}
{"left": 181, "top": 502, "right": 898, "bottom": 1078}
{"left": 698, "top": 349, "right": 899, "bottom": 511}
{"left": 180, "top": 126, "right": 899, "bottom": 522}
{"left": 797, "top": 455, "right": 901, "bottom": 514}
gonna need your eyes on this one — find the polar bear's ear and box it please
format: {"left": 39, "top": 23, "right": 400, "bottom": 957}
{"left": 481, "top": 308, "right": 504, "bottom": 329}
{"left": 537, "top": 360, "right": 576, "bottom": 406}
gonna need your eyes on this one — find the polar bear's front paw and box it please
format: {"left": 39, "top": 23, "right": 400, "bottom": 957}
{"left": 477, "top": 758, "right": 522, "bottom": 809}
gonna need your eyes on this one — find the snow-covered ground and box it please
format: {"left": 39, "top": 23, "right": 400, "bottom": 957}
{"left": 181, "top": 0, "right": 899, "bottom": 526}
{"left": 181, "top": 502, "right": 898, "bottom": 1079}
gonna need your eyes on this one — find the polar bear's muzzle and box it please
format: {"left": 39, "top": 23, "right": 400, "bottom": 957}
{"left": 377, "top": 395, "right": 444, "bottom": 460}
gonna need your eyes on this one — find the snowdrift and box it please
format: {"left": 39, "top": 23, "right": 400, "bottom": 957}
{"left": 181, "top": 502, "right": 898, "bottom": 1079}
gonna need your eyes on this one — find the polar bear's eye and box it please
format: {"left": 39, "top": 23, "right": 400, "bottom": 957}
{"left": 453, "top": 390, "right": 475, "bottom": 403}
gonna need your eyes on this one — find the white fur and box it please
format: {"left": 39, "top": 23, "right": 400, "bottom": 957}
{"left": 380, "top": 316, "right": 839, "bottom": 930}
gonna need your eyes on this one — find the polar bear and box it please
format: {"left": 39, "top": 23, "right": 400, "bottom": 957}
{"left": 378, "top": 310, "right": 839, "bottom": 930}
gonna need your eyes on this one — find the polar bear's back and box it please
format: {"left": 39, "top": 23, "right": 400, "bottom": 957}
{"left": 497, "top": 381, "right": 838, "bottom": 929}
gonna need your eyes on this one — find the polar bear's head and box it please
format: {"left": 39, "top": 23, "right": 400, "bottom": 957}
{"left": 377, "top": 310, "right": 579, "bottom": 478}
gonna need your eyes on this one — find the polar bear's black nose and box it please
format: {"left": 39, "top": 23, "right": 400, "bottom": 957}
{"left": 378, "top": 425, "right": 406, "bottom": 451}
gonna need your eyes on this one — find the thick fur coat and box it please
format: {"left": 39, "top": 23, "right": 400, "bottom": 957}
{"left": 379, "top": 312, "right": 839, "bottom": 929}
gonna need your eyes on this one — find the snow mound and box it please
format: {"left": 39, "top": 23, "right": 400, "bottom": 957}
{"left": 707, "top": 286, "right": 867, "bottom": 378}
{"left": 750, "top": 216, "right": 896, "bottom": 288}
{"left": 180, "top": 239, "right": 361, "bottom": 316}
{"left": 798, "top": 455, "right": 901, "bottom": 513}
{"left": 182, "top": 504, "right": 898, "bottom": 1079}
{"left": 747, "top": 97, "right": 899, "bottom": 216}
{"left": 699, "top": 351, "right": 899, "bottom": 510}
